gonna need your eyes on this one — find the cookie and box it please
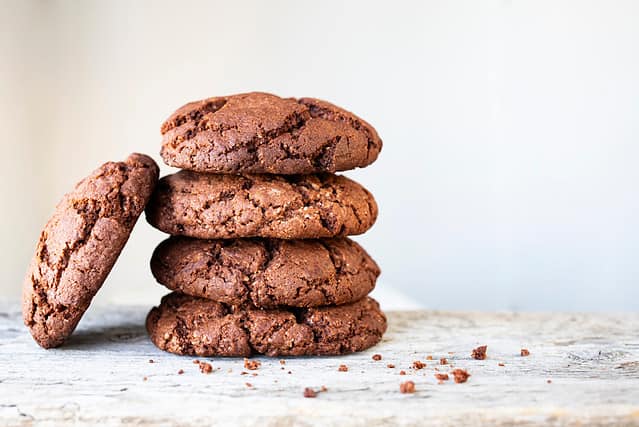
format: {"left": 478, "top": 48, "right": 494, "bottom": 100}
{"left": 23, "top": 154, "right": 159, "bottom": 348}
{"left": 145, "top": 171, "right": 378, "bottom": 239}
{"left": 160, "top": 92, "right": 382, "bottom": 174}
{"left": 146, "top": 292, "right": 387, "bottom": 357}
{"left": 150, "top": 236, "right": 380, "bottom": 308}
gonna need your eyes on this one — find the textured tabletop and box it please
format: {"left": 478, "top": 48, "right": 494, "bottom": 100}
{"left": 1, "top": 301, "right": 638, "bottom": 426}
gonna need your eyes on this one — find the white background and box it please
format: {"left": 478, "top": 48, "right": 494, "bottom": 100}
{"left": 2, "top": 0, "right": 638, "bottom": 311}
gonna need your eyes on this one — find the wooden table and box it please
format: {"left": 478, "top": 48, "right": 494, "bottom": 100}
{"left": 1, "top": 301, "right": 637, "bottom": 426}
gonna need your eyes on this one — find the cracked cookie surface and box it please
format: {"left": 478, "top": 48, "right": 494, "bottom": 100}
{"left": 145, "top": 171, "right": 378, "bottom": 239}
{"left": 22, "top": 153, "right": 159, "bottom": 348}
{"left": 146, "top": 292, "right": 387, "bottom": 357}
{"left": 151, "top": 236, "right": 380, "bottom": 308}
{"left": 160, "top": 92, "right": 382, "bottom": 174}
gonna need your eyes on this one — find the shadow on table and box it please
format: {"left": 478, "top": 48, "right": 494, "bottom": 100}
{"left": 63, "top": 322, "right": 149, "bottom": 350}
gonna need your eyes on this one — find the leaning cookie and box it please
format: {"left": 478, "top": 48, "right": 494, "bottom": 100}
{"left": 146, "top": 292, "right": 387, "bottom": 357}
{"left": 145, "top": 171, "right": 377, "bottom": 239}
{"left": 23, "top": 154, "right": 159, "bottom": 348}
{"left": 160, "top": 92, "right": 382, "bottom": 174}
{"left": 151, "top": 236, "right": 380, "bottom": 308}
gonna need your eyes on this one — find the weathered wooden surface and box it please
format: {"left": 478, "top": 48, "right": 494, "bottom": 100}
{"left": 0, "top": 301, "right": 638, "bottom": 426}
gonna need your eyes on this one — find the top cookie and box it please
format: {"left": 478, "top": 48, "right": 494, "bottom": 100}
{"left": 160, "top": 92, "right": 382, "bottom": 174}
{"left": 22, "top": 153, "right": 159, "bottom": 348}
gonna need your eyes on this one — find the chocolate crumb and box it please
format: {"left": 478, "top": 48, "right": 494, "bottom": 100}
{"left": 399, "top": 370, "right": 407, "bottom": 375}
{"left": 547, "top": 379, "right": 552, "bottom": 384}
{"left": 304, "top": 387, "right": 317, "bottom": 398}
{"left": 521, "top": 348, "right": 530, "bottom": 357}
{"left": 387, "top": 364, "right": 395, "bottom": 369}
{"left": 471, "top": 345, "right": 487, "bottom": 360}
{"left": 435, "top": 373, "right": 449, "bottom": 381}
{"left": 245, "top": 382, "right": 253, "bottom": 388}
{"left": 498, "top": 363, "right": 505, "bottom": 367}
{"left": 440, "top": 358, "right": 448, "bottom": 365}
{"left": 240, "top": 371, "right": 248, "bottom": 375}
{"left": 288, "top": 371, "right": 292, "bottom": 374}
{"left": 244, "top": 358, "right": 261, "bottom": 370}
{"left": 372, "top": 354, "right": 382, "bottom": 361}
{"left": 281, "top": 367, "right": 285, "bottom": 370}
{"left": 400, "top": 381, "right": 416, "bottom": 394}
{"left": 148, "top": 359, "right": 154, "bottom": 364}
{"left": 338, "top": 364, "right": 349, "bottom": 372}
{"left": 451, "top": 369, "right": 471, "bottom": 383}
{"left": 199, "top": 362, "right": 213, "bottom": 374}
{"left": 143, "top": 376, "right": 148, "bottom": 381}
{"left": 193, "top": 360, "right": 200, "bottom": 364}
{"left": 413, "top": 360, "right": 426, "bottom": 370}
{"left": 178, "top": 369, "right": 184, "bottom": 375}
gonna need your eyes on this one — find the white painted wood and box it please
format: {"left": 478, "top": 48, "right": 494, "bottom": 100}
{"left": 1, "top": 301, "right": 638, "bottom": 426}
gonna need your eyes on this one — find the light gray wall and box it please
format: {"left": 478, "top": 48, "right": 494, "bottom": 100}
{"left": 2, "top": 0, "right": 638, "bottom": 311}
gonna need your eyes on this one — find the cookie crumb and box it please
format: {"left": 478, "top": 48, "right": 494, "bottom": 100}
{"left": 245, "top": 382, "right": 253, "bottom": 388}
{"left": 387, "top": 364, "right": 395, "bottom": 369}
{"left": 279, "top": 360, "right": 286, "bottom": 365}
{"left": 193, "top": 360, "right": 200, "bottom": 364}
{"left": 399, "top": 370, "right": 407, "bottom": 375}
{"left": 251, "top": 373, "right": 258, "bottom": 377}
{"left": 304, "top": 388, "right": 317, "bottom": 398}
{"left": 440, "top": 358, "right": 448, "bottom": 365}
{"left": 320, "top": 386, "right": 328, "bottom": 392}
{"left": 471, "top": 345, "right": 487, "bottom": 360}
{"left": 227, "top": 368, "right": 232, "bottom": 373}
{"left": 426, "top": 355, "right": 433, "bottom": 360}
{"left": 338, "top": 364, "right": 349, "bottom": 372}
{"left": 412, "top": 360, "right": 426, "bottom": 370}
{"left": 451, "top": 369, "right": 471, "bottom": 383}
{"left": 177, "top": 369, "right": 184, "bottom": 375}
{"left": 199, "top": 362, "right": 213, "bottom": 374}
{"left": 521, "top": 348, "right": 530, "bottom": 357}
{"left": 435, "top": 373, "right": 449, "bottom": 381}
{"left": 240, "top": 371, "right": 248, "bottom": 375}
{"left": 143, "top": 376, "right": 148, "bottom": 381}
{"left": 244, "top": 358, "right": 261, "bottom": 370}
{"left": 400, "top": 381, "right": 416, "bottom": 394}
{"left": 372, "top": 354, "right": 382, "bottom": 361}
{"left": 498, "top": 362, "right": 505, "bottom": 367}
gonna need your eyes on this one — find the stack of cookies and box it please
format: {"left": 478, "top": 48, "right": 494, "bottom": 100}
{"left": 144, "top": 92, "right": 386, "bottom": 357}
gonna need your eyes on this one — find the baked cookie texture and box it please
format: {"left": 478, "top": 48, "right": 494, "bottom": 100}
{"left": 145, "top": 171, "right": 378, "bottom": 239}
{"left": 23, "top": 154, "right": 159, "bottom": 348}
{"left": 160, "top": 92, "right": 382, "bottom": 174}
{"left": 151, "top": 236, "right": 380, "bottom": 308}
{"left": 146, "top": 292, "right": 387, "bottom": 357}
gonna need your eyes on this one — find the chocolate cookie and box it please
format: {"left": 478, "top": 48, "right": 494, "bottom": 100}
{"left": 23, "top": 154, "right": 159, "bottom": 348}
{"left": 151, "top": 236, "right": 380, "bottom": 308}
{"left": 160, "top": 92, "right": 382, "bottom": 174}
{"left": 146, "top": 292, "right": 387, "bottom": 357}
{"left": 145, "top": 171, "right": 377, "bottom": 239}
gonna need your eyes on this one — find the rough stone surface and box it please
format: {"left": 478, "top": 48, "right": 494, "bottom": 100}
{"left": 151, "top": 236, "right": 380, "bottom": 308}
{"left": 145, "top": 171, "right": 377, "bottom": 239}
{"left": 22, "top": 154, "right": 159, "bottom": 348}
{"left": 160, "top": 92, "right": 382, "bottom": 174}
{"left": 146, "top": 292, "right": 387, "bottom": 357}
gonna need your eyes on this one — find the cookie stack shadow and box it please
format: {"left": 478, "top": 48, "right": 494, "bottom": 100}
{"left": 144, "top": 92, "right": 387, "bottom": 357}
